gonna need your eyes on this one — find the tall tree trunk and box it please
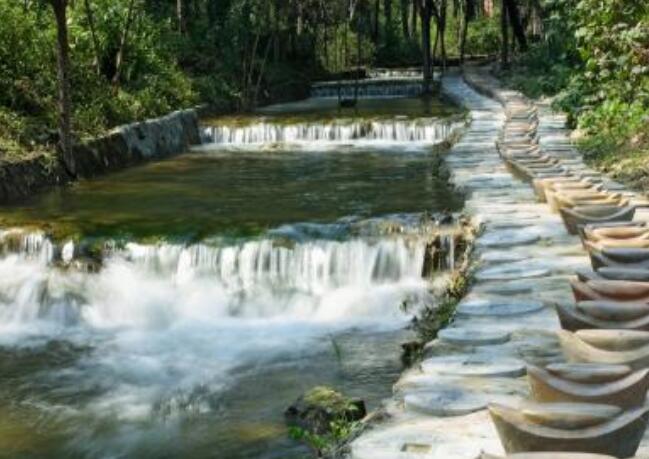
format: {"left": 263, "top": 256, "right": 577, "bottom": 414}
{"left": 355, "top": 13, "right": 361, "bottom": 100}
{"left": 372, "top": 0, "right": 380, "bottom": 42}
{"left": 500, "top": 0, "right": 509, "bottom": 68}
{"left": 529, "top": 0, "right": 544, "bottom": 37}
{"left": 419, "top": 0, "right": 432, "bottom": 93}
{"left": 410, "top": 0, "right": 418, "bottom": 37}
{"left": 459, "top": 0, "right": 470, "bottom": 65}
{"left": 83, "top": 0, "right": 102, "bottom": 76}
{"left": 49, "top": 0, "right": 74, "bottom": 175}
{"left": 503, "top": 0, "right": 527, "bottom": 51}
{"left": 296, "top": 1, "right": 304, "bottom": 36}
{"left": 432, "top": 19, "right": 439, "bottom": 72}
{"left": 383, "top": 0, "right": 392, "bottom": 43}
{"left": 253, "top": 38, "right": 272, "bottom": 108}
{"left": 177, "top": 0, "right": 186, "bottom": 34}
{"left": 400, "top": 0, "right": 410, "bottom": 39}
{"left": 439, "top": 0, "right": 447, "bottom": 72}
{"left": 113, "top": 0, "right": 137, "bottom": 88}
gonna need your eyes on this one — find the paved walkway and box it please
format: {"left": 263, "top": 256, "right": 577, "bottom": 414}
{"left": 349, "top": 72, "right": 649, "bottom": 458}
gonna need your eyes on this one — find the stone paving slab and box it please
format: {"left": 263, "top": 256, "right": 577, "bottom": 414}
{"left": 349, "top": 72, "right": 649, "bottom": 458}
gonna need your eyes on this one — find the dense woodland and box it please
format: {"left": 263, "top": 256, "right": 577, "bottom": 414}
{"left": 0, "top": 0, "right": 647, "bottom": 181}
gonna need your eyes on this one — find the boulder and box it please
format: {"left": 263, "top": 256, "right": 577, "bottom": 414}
{"left": 284, "top": 386, "right": 366, "bottom": 435}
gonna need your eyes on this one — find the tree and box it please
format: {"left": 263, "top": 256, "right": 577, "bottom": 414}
{"left": 431, "top": 0, "right": 448, "bottom": 72}
{"left": 177, "top": 0, "right": 186, "bottom": 34}
{"left": 417, "top": 0, "right": 433, "bottom": 92}
{"left": 503, "top": 0, "right": 527, "bottom": 52}
{"left": 400, "top": 0, "right": 411, "bottom": 39}
{"left": 48, "top": 0, "right": 74, "bottom": 174}
{"left": 500, "top": 0, "right": 510, "bottom": 67}
{"left": 383, "top": 0, "right": 393, "bottom": 43}
{"left": 459, "top": 0, "right": 476, "bottom": 64}
{"left": 83, "top": 0, "right": 102, "bottom": 75}
{"left": 112, "top": 0, "right": 137, "bottom": 88}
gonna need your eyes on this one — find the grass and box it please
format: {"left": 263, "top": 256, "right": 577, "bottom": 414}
{"left": 0, "top": 108, "right": 56, "bottom": 165}
{"left": 579, "top": 129, "right": 649, "bottom": 193}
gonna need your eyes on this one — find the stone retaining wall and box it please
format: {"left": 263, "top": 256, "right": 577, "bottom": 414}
{"left": 0, "top": 109, "right": 201, "bottom": 203}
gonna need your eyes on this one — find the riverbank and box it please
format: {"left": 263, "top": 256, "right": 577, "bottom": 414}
{"left": 348, "top": 70, "right": 649, "bottom": 458}
{"left": 0, "top": 109, "right": 201, "bottom": 204}
{"left": 495, "top": 63, "right": 649, "bottom": 197}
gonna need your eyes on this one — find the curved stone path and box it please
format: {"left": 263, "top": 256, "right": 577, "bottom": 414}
{"left": 349, "top": 71, "right": 649, "bottom": 458}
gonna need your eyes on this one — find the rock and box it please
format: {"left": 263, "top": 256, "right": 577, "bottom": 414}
{"left": 480, "top": 251, "right": 528, "bottom": 264}
{"left": 457, "top": 298, "right": 545, "bottom": 317}
{"left": 421, "top": 355, "right": 526, "bottom": 378}
{"left": 476, "top": 263, "right": 550, "bottom": 281}
{"left": 401, "top": 341, "right": 424, "bottom": 366}
{"left": 438, "top": 328, "right": 511, "bottom": 346}
{"left": 284, "top": 386, "right": 366, "bottom": 435}
{"left": 404, "top": 390, "right": 488, "bottom": 417}
{"left": 477, "top": 230, "right": 540, "bottom": 249}
{"left": 435, "top": 211, "right": 454, "bottom": 225}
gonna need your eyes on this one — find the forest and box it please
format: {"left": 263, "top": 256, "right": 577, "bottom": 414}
{"left": 0, "top": 0, "right": 647, "bottom": 181}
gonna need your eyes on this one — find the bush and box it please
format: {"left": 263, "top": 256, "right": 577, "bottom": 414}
{"left": 0, "top": 0, "right": 198, "bottom": 150}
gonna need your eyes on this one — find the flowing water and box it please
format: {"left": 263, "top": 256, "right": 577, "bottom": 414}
{"left": 0, "top": 97, "right": 463, "bottom": 458}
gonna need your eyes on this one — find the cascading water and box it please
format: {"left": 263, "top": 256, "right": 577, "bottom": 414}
{"left": 0, "top": 93, "right": 465, "bottom": 459}
{"left": 201, "top": 118, "right": 463, "bottom": 146}
{"left": 367, "top": 68, "right": 423, "bottom": 79}
{"left": 310, "top": 80, "right": 424, "bottom": 98}
{"left": 0, "top": 228, "right": 458, "bottom": 330}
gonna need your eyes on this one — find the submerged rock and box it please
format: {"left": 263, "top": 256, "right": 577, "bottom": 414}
{"left": 284, "top": 386, "right": 366, "bottom": 435}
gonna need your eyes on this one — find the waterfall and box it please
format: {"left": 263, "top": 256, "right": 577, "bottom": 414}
{"left": 125, "top": 238, "right": 426, "bottom": 289}
{"left": 202, "top": 118, "right": 462, "bottom": 145}
{"left": 0, "top": 229, "right": 459, "bottom": 330}
{"left": 367, "top": 68, "right": 423, "bottom": 79}
{"left": 311, "top": 80, "right": 424, "bottom": 98}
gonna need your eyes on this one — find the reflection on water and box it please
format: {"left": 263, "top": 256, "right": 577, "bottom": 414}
{"left": 227, "top": 96, "right": 459, "bottom": 121}
{"left": 0, "top": 96, "right": 463, "bottom": 459}
{"left": 1, "top": 147, "right": 462, "bottom": 241}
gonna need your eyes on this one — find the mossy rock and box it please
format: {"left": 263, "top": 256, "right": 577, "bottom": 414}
{"left": 284, "top": 386, "right": 366, "bottom": 435}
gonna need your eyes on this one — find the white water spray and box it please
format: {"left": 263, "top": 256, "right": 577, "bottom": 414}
{"left": 202, "top": 118, "right": 462, "bottom": 145}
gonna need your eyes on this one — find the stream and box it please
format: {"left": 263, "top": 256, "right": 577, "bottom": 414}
{"left": 0, "top": 96, "right": 464, "bottom": 458}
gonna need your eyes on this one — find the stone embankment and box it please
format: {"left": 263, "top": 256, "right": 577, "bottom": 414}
{"left": 349, "top": 70, "right": 649, "bottom": 458}
{"left": 0, "top": 109, "right": 201, "bottom": 203}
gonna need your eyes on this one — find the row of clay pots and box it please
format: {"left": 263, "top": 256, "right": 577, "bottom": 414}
{"left": 486, "top": 93, "right": 649, "bottom": 458}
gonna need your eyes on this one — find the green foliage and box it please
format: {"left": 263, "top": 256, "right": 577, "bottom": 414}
{"left": 288, "top": 418, "right": 361, "bottom": 456}
{"left": 464, "top": 16, "right": 501, "bottom": 55}
{"left": 579, "top": 99, "right": 647, "bottom": 152}
{"left": 573, "top": 0, "right": 649, "bottom": 105}
{"left": 498, "top": 0, "right": 649, "bottom": 189}
{"left": 0, "top": 0, "right": 198, "bottom": 156}
{"left": 497, "top": 0, "right": 580, "bottom": 98}
{"left": 0, "top": 2, "right": 54, "bottom": 116}
{"left": 288, "top": 386, "right": 363, "bottom": 456}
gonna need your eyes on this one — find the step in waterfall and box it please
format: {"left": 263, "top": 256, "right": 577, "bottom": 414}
{"left": 202, "top": 118, "right": 462, "bottom": 145}
{"left": 0, "top": 228, "right": 458, "bottom": 329}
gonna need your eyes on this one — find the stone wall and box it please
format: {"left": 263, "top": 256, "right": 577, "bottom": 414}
{"left": 0, "top": 109, "right": 201, "bottom": 203}
{"left": 66, "top": 109, "right": 200, "bottom": 178}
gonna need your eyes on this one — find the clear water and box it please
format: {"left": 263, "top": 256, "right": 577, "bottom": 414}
{"left": 0, "top": 97, "right": 463, "bottom": 459}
